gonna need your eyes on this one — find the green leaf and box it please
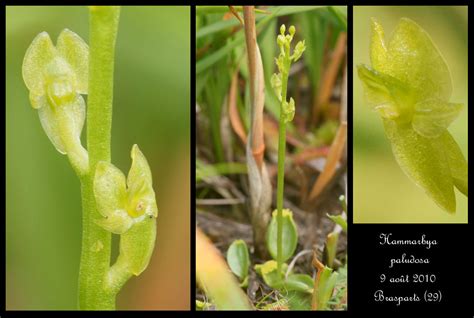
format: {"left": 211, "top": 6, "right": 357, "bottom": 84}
{"left": 286, "top": 290, "right": 312, "bottom": 310}
{"left": 226, "top": 240, "right": 250, "bottom": 280}
{"left": 412, "top": 99, "right": 463, "bottom": 138}
{"left": 120, "top": 217, "right": 157, "bottom": 275}
{"left": 254, "top": 260, "right": 286, "bottom": 289}
{"left": 325, "top": 232, "right": 339, "bottom": 268}
{"left": 386, "top": 18, "right": 452, "bottom": 101}
{"left": 315, "top": 267, "right": 338, "bottom": 310}
{"left": 383, "top": 120, "right": 456, "bottom": 213}
{"left": 285, "top": 274, "right": 314, "bottom": 293}
{"left": 266, "top": 209, "right": 298, "bottom": 262}
{"left": 326, "top": 214, "right": 347, "bottom": 233}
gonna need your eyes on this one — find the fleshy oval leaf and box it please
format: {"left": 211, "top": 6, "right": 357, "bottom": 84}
{"left": 266, "top": 209, "right": 298, "bottom": 262}
{"left": 254, "top": 260, "right": 285, "bottom": 289}
{"left": 412, "top": 99, "right": 463, "bottom": 138}
{"left": 383, "top": 120, "right": 455, "bottom": 213}
{"left": 94, "top": 161, "right": 127, "bottom": 218}
{"left": 226, "top": 240, "right": 250, "bottom": 280}
{"left": 56, "top": 29, "right": 89, "bottom": 94}
{"left": 127, "top": 145, "right": 158, "bottom": 218}
{"left": 22, "top": 32, "right": 56, "bottom": 96}
{"left": 285, "top": 274, "right": 314, "bottom": 294}
{"left": 386, "top": 18, "right": 452, "bottom": 101}
{"left": 120, "top": 216, "right": 156, "bottom": 275}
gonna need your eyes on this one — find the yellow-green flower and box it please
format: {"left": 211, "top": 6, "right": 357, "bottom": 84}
{"left": 357, "top": 18, "right": 467, "bottom": 213}
{"left": 93, "top": 144, "right": 158, "bottom": 234}
{"left": 22, "top": 29, "right": 89, "bottom": 155}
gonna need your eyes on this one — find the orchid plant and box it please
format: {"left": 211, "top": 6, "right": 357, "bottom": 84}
{"left": 22, "top": 6, "right": 158, "bottom": 309}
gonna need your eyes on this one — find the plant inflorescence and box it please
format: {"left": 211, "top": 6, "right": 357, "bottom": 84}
{"left": 22, "top": 6, "right": 158, "bottom": 309}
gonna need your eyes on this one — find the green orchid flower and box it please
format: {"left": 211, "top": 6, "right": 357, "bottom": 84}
{"left": 94, "top": 144, "right": 158, "bottom": 234}
{"left": 22, "top": 29, "right": 89, "bottom": 174}
{"left": 94, "top": 144, "right": 157, "bottom": 276}
{"left": 357, "top": 18, "right": 467, "bottom": 213}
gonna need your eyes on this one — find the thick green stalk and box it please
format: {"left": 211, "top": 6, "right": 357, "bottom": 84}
{"left": 276, "top": 61, "right": 289, "bottom": 277}
{"left": 78, "top": 6, "right": 120, "bottom": 310}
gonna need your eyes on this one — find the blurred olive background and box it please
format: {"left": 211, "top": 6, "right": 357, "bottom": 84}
{"left": 6, "top": 6, "right": 190, "bottom": 309}
{"left": 353, "top": 6, "right": 467, "bottom": 223}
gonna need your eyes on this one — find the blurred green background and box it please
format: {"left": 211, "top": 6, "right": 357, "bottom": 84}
{"left": 353, "top": 6, "right": 468, "bottom": 223}
{"left": 6, "top": 6, "right": 190, "bottom": 309}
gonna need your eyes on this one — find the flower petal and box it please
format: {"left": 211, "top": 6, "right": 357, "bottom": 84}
{"left": 412, "top": 99, "right": 463, "bottom": 138}
{"left": 370, "top": 18, "right": 388, "bottom": 73}
{"left": 437, "top": 131, "right": 468, "bottom": 196}
{"left": 56, "top": 29, "right": 89, "bottom": 94}
{"left": 37, "top": 96, "right": 66, "bottom": 154}
{"left": 95, "top": 209, "right": 133, "bottom": 234}
{"left": 357, "top": 64, "right": 415, "bottom": 121}
{"left": 387, "top": 18, "right": 452, "bottom": 101}
{"left": 119, "top": 216, "right": 156, "bottom": 275}
{"left": 22, "top": 32, "right": 56, "bottom": 96}
{"left": 383, "top": 119, "right": 455, "bottom": 213}
{"left": 94, "top": 161, "right": 127, "bottom": 218}
{"left": 127, "top": 145, "right": 158, "bottom": 218}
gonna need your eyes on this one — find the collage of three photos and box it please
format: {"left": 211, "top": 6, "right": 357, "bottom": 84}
{"left": 5, "top": 5, "right": 467, "bottom": 311}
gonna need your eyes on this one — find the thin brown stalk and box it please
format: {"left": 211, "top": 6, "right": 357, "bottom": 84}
{"left": 308, "top": 122, "right": 347, "bottom": 201}
{"left": 243, "top": 6, "right": 271, "bottom": 258}
{"left": 311, "top": 32, "right": 347, "bottom": 126}
{"left": 228, "top": 67, "right": 247, "bottom": 144}
{"left": 243, "top": 6, "right": 265, "bottom": 170}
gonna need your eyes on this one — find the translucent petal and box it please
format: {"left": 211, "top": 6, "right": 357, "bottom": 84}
{"left": 29, "top": 92, "right": 44, "bottom": 110}
{"left": 412, "top": 99, "right": 463, "bottom": 138}
{"left": 22, "top": 32, "right": 56, "bottom": 96}
{"left": 94, "top": 161, "right": 127, "bottom": 218}
{"left": 387, "top": 18, "right": 452, "bottom": 101}
{"left": 37, "top": 96, "right": 66, "bottom": 154}
{"left": 370, "top": 18, "right": 388, "bottom": 73}
{"left": 127, "top": 145, "right": 157, "bottom": 218}
{"left": 383, "top": 120, "right": 455, "bottom": 213}
{"left": 56, "top": 29, "right": 89, "bottom": 94}
{"left": 55, "top": 94, "right": 86, "bottom": 149}
{"left": 95, "top": 209, "right": 133, "bottom": 234}
{"left": 357, "top": 64, "right": 415, "bottom": 120}
{"left": 437, "top": 131, "right": 468, "bottom": 196}
{"left": 119, "top": 216, "right": 156, "bottom": 275}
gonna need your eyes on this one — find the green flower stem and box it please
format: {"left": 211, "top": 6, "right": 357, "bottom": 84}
{"left": 276, "top": 58, "right": 289, "bottom": 278}
{"left": 105, "top": 256, "right": 133, "bottom": 296}
{"left": 78, "top": 6, "right": 120, "bottom": 310}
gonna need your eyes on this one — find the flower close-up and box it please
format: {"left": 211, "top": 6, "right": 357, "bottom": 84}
{"left": 22, "top": 29, "right": 89, "bottom": 158}
{"left": 357, "top": 17, "right": 467, "bottom": 213}
{"left": 94, "top": 144, "right": 158, "bottom": 235}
